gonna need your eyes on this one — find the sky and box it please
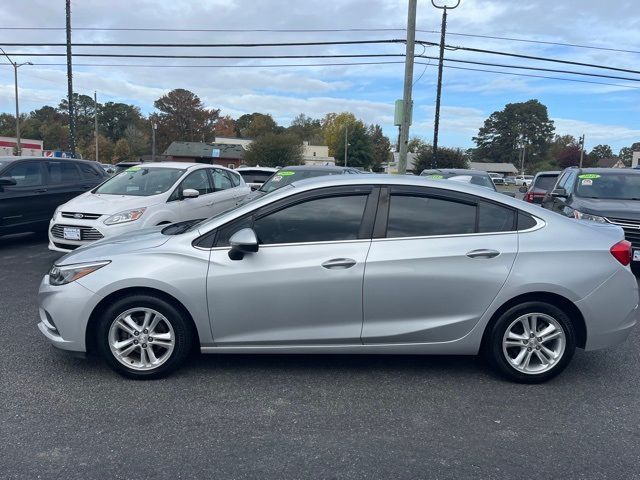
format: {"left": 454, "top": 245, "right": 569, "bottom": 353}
{"left": 0, "top": 0, "right": 639, "bottom": 152}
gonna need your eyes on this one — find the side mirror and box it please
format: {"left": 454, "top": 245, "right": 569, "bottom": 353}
{"left": 228, "top": 228, "right": 259, "bottom": 260}
{"left": 182, "top": 188, "right": 200, "bottom": 199}
{"left": 550, "top": 187, "right": 567, "bottom": 198}
{"left": 518, "top": 186, "right": 528, "bottom": 193}
{"left": 0, "top": 177, "right": 17, "bottom": 186}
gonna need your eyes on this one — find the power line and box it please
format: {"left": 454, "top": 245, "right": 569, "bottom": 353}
{"left": 0, "top": 52, "right": 406, "bottom": 59}
{"left": 0, "top": 39, "right": 405, "bottom": 48}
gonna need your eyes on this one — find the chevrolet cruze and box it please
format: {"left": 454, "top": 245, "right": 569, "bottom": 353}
{"left": 38, "top": 175, "right": 638, "bottom": 382}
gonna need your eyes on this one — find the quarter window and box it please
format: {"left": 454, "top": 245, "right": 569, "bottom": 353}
{"left": 79, "top": 163, "right": 101, "bottom": 178}
{"left": 386, "top": 195, "right": 475, "bottom": 238}
{"left": 4, "top": 162, "right": 43, "bottom": 187}
{"left": 212, "top": 169, "right": 233, "bottom": 190}
{"left": 478, "top": 201, "right": 515, "bottom": 233}
{"left": 254, "top": 195, "right": 368, "bottom": 245}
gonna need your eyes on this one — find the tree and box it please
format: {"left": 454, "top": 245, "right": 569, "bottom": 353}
{"left": 547, "top": 134, "right": 576, "bottom": 162}
{"left": 58, "top": 93, "right": 98, "bottom": 145}
{"left": 287, "top": 113, "right": 323, "bottom": 144}
{"left": 96, "top": 134, "right": 115, "bottom": 163}
{"left": 322, "top": 112, "right": 359, "bottom": 157}
{"left": 414, "top": 144, "right": 468, "bottom": 172}
{"left": 589, "top": 144, "right": 614, "bottom": 160}
{"left": 407, "top": 136, "right": 427, "bottom": 153}
{"left": 619, "top": 142, "right": 640, "bottom": 166}
{"left": 335, "top": 122, "right": 373, "bottom": 169}
{"left": 213, "top": 116, "right": 237, "bottom": 137}
{"left": 473, "top": 99, "right": 555, "bottom": 168}
{"left": 236, "top": 112, "right": 279, "bottom": 138}
{"left": 113, "top": 138, "right": 132, "bottom": 162}
{"left": 243, "top": 132, "right": 303, "bottom": 167}
{"left": 153, "top": 89, "right": 219, "bottom": 150}
{"left": 367, "top": 124, "right": 391, "bottom": 170}
{"left": 99, "top": 102, "right": 144, "bottom": 142}
{"left": 557, "top": 145, "right": 595, "bottom": 168}
{"left": 124, "top": 124, "right": 149, "bottom": 157}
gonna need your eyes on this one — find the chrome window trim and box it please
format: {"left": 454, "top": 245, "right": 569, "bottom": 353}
{"left": 203, "top": 238, "right": 372, "bottom": 252}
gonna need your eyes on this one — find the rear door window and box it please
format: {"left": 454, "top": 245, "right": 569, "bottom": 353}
{"left": 534, "top": 175, "right": 558, "bottom": 191}
{"left": 47, "top": 161, "right": 82, "bottom": 184}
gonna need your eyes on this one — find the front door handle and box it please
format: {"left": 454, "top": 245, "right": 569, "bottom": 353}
{"left": 35, "top": 188, "right": 48, "bottom": 193}
{"left": 466, "top": 249, "right": 500, "bottom": 259}
{"left": 321, "top": 258, "right": 356, "bottom": 269}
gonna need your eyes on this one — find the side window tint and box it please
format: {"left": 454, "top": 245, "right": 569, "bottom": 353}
{"left": 182, "top": 169, "right": 213, "bottom": 195}
{"left": 212, "top": 169, "right": 233, "bottom": 190}
{"left": 79, "top": 163, "right": 101, "bottom": 178}
{"left": 227, "top": 171, "right": 240, "bottom": 187}
{"left": 5, "top": 162, "right": 43, "bottom": 187}
{"left": 48, "top": 162, "right": 81, "bottom": 184}
{"left": 254, "top": 195, "right": 367, "bottom": 245}
{"left": 478, "top": 202, "right": 515, "bottom": 233}
{"left": 387, "top": 195, "right": 476, "bottom": 238}
{"left": 215, "top": 216, "right": 254, "bottom": 247}
{"left": 564, "top": 171, "right": 577, "bottom": 194}
{"left": 518, "top": 212, "right": 538, "bottom": 230}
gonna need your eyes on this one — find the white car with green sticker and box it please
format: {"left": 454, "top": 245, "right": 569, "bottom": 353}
{"left": 48, "top": 162, "right": 250, "bottom": 252}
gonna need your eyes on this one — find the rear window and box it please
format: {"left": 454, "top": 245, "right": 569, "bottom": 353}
{"left": 239, "top": 170, "right": 274, "bottom": 184}
{"left": 533, "top": 175, "right": 558, "bottom": 191}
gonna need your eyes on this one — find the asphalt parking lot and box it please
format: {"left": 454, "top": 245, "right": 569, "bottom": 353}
{"left": 2, "top": 233, "right": 640, "bottom": 480}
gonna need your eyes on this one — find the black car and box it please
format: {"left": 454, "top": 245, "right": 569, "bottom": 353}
{"left": 0, "top": 156, "right": 107, "bottom": 237}
{"left": 542, "top": 167, "right": 640, "bottom": 258}
{"left": 238, "top": 165, "right": 363, "bottom": 205}
{"left": 522, "top": 170, "right": 561, "bottom": 204}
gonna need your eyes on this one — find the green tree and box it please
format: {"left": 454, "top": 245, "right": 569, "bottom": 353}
{"left": 473, "top": 99, "right": 555, "bottom": 168}
{"left": 619, "top": 142, "right": 640, "bottom": 166}
{"left": 236, "top": 112, "right": 279, "bottom": 138}
{"left": 0, "top": 112, "right": 15, "bottom": 136}
{"left": 547, "top": 134, "right": 576, "bottom": 162}
{"left": 322, "top": 112, "right": 359, "bottom": 157}
{"left": 243, "top": 132, "right": 303, "bottom": 167}
{"left": 367, "top": 124, "right": 391, "bottom": 170}
{"left": 407, "top": 136, "right": 426, "bottom": 153}
{"left": 287, "top": 113, "right": 323, "bottom": 144}
{"left": 335, "top": 122, "right": 373, "bottom": 169}
{"left": 58, "top": 93, "right": 98, "bottom": 147}
{"left": 414, "top": 144, "right": 468, "bottom": 172}
{"left": 153, "top": 89, "right": 219, "bottom": 150}
{"left": 99, "top": 102, "right": 144, "bottom": 143}
{"left": 124, "top": 124, "right": 149, "bottom": 157}
{"left": 589, "top": 144, "right": 614, "bottom": 160}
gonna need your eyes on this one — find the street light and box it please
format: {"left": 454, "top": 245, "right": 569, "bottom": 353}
{"left": 0, "top": 47, "right": 32, "bottom": 156}
{"left": 152, "top": 123, "right": 158, "bottom": 162}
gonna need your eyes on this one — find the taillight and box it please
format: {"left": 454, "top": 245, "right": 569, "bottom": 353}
{"left": 525, "top": 192, "right": 535, "bottom": 203}
{"left": 610, "top": 240, "right": 632, "bottom": 266}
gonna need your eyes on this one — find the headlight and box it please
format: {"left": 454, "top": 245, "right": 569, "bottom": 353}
{"left": 53, "top": 206, "right": 62, "bottom": 218}
{"left": 573, "top": 210, "right": 607, "bottom": 223}
{"left": 49, "top": 261, "right": 110, "bottom": 286}
{"left": 104, "top": 208, "right": 146, "bottom": 225}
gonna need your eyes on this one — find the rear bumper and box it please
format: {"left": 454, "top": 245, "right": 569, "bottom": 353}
{"left": 577, "top": 268, "right": 639, "bottom": 351}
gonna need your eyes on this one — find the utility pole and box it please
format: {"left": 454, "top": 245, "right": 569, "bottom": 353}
{"left": 579, "top": 134, "right": 585, "bottom": 168}
{"left": 94, "top": 91, "right": 99, "bottom": 162}
{"left": 66, "top": 0, "right": 76, "bottom": 157}
{"left": 152, "top": 123, "right": 157, "bottom": 162}
{"left": 344, "top": 125, "right": 348, "bottom": 167}
{"left": 397, "top": 0, "right": 417, "bottom": 174}
{"left": 431, "top": 0, "right": 460, "bottom": 168}
{"left": 1, "top": 48, "right": 32, "bottom": 156}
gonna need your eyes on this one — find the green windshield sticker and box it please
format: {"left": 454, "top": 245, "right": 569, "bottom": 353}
{"left": 426, "top": 174, "right": 444, "bottom": 179}
{"left": 126, "top": 166, "right": 141, "bottom": 172}
{"left": 578, "top": 174, "right": 600, "bottom": 179}
{"left": 278, "top": 171, "right": 295, "bottom": 176}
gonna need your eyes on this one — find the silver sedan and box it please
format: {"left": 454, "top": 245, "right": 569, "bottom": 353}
{"left": 38, "top": 175, "right": 638, "bottom": 382}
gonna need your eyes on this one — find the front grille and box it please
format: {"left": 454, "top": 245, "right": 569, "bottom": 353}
{"left": 50, "top": 224, "right": 104, "bottom": 241}
{"left": 61, "top": 212, "right": 102, "bottom": 220}
{"left": 606, "top": 217, "right": 640, "bottom": 249}
{"left": 53, "top": 242, "right": 80, "bottom": 250}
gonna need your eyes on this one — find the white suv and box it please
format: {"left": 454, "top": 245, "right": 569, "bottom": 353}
{"left": 48, "top": 162, "right": 250, "bottom": 252}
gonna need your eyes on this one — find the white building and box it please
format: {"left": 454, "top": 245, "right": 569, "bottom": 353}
{"left": 632, "top": 151, "right": 640, "bottom": 168}
{"left": 0, "top": 136, "right": 44, "bottom": 157}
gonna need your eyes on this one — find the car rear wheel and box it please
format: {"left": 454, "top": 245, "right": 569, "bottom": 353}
{"left": 485, "top": 301, "right": 576, "bottom": 383}
{"left": 96, "top": 295, "right": 193, "bottom": 379}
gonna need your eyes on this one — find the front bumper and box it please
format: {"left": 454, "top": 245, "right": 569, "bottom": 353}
{"left": 48, "top": 219, "right": 136, "bottom": 252}
{"left": 37, "top": 274, "right": 103, "bottom": 352}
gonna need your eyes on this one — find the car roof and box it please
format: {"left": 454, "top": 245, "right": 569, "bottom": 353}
{"left": 236, "top": 166, "right": 278, "bottom": 172}
{"left": 0, "top": 156, "right": 97, "bottom": 165}
{"left": 568, "top": 167, "right": 640, "bottom": 174}
{"left": 535, "top": 171, "right": 561, "bottom": 175}
{"left": 278, "top": 165, "right": 353, "bottom": 172}
{"left": 422, "top": 168, "right": 491, "bottom": 176}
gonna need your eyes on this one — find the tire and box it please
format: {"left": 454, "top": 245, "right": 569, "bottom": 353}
{"left": 96, "top": 294, "right": 193, "bottom": 379}
{"left": 484, "top": 301, "right": 576, "bottom": 383}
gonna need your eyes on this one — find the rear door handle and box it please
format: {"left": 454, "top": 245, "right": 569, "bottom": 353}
{"left": 35, "top": 188, "right": 48, "bottom": 193}
{"left": 466, "top": 249, "right": 500, "bottom": 259}
{"left": 321, "top": 258, "right": 357, "bottom": 269}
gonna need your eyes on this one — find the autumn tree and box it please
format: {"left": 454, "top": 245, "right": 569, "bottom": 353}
{"left": 213, "top": 115, "right": 237, "bottom": 137}
{"left": 322, "top": 112, "right": 359, "bottom": 157}
{"left": 113, "top": 138, "right": 132, "bottom": 162}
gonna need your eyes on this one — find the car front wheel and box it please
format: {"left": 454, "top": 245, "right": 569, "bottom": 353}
{"left": 485, "top": 301, "right": 576, "bottom": 383}
{"left": 96, "top": 295, "right": 193, "bottom": 379}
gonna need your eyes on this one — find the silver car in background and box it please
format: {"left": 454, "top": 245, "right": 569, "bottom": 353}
{"left": 38, "top": 175, "right": 638, "bottom": 383}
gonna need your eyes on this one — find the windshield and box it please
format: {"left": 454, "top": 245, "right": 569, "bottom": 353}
{"left": 259, "top": 169, "right": 342, "bottom": 193}
{"left": 95, "top": 167, "right": 184, "bottom": 196}
{"left": 0, "top": 160, "right": 9, "bottom": 170}
{"left": 575, "top": 172, "right": 640, "bottom": 200}
{"left": 240, "top": 170, "right": 275, "bottom": 184}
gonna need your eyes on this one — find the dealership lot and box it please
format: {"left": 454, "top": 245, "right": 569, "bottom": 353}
{"left": 2, "top": 233, "right": 640, "bottom": 479}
